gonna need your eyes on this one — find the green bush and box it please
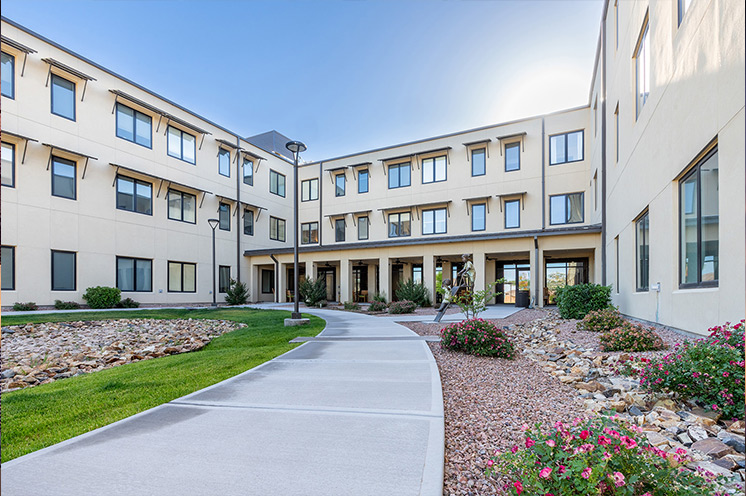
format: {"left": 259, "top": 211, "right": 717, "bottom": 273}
{"left": 82, "top": 286, "right": 121, "bottom": 309}
{"left": 298, "top": 278, "right": 327, "bottom": 307}
{"left": 578, "top": 307, "right": 625, "bottom": 332}
{"left": 116, "top": 297, "right": 140, "bottom": 308}
{"left": 555, "top": 283, "right": 611, "bottom": 319}
{"left": 395, "top": 279, "right": 431, "bottom": 307}
{"left": 600, "top": 323, "right": 665, "bottom": 352}
{"left": 372, "top": 292, "right": 387, "bottom": 304}
{"left": 12, "top": 302, "right": 37, "bottom": 311}
{"left": 54, "top": 300, "right": 80, "bottom": 310}
{"left": 441, "top": 318, "right": 515, "bottom": 358}
{"left": 224, "top": 278, "right": 249, "bottom": 305}
{"left": 368, "top": 301, "right": 388, "bottom": 312}
{"left": 388, "top": 300, "right": 417, "bottom": 314}
{"left": 343, "top": 301, "right": 360, "bottom": 311}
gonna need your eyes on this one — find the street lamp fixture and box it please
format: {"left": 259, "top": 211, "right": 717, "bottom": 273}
{"left": 207, "top": 218, "right": 220, "bottom": 307}
{"left": 286, "top": 140, "right": 308, "bottom": 324}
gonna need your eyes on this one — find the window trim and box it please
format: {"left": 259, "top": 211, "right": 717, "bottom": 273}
{"left": 388, "top": 211, "right": 412, "bottom": 238}
{"left": 335, "top": 173, "right": 346, "bottom": 197}
{"left": 358, "top": 216, "right": 369, "bottom": 240}
{"left": 269, "top": 216, "right": 286, "bottom": 242}
{"left": 549, "top": 192, "right": 585, "bottom": 225}
{"left": 471, "top": 148, "right": 486, "bottom": 177}
{"left": 471, "top": 203, "right": 486, "bottom": 232}
{"left": 358, "top": 170, "right": 369, "bottom": 194}
{"left": 422, "top": 208, "right": 447, "bottom": 235}
{"left": 219, "top": 265, "right": 231, "bottom": 293}
{"left": 421, "top": 155, "right": 447, "bottom": 184}
{"left": 335, "top": 218, "right": 346, "bottom": 242}
{"left": 269, "top": 169, "right": 286, "bottom": 197}
{"left": 549, "top": 130, "right": 585, "bottom": 165}
{"left": 218, "top": 148, "right": 231, "bottom": 177}
{"left": 50, "top": 73, "right": 76, "bottom": 121}
{"left": 116, "top": 256, "right": 153, "bottom": 293}
{"left": 1, "top": 51, "right": 15, "bottom": 99}
{"left": 301, "top": 178, "right": 319, "bottom": 202}
{"left": 635, "top": 210, "right": 650, "bottom": 292}
{"left": 301, "top": 222, "right": 319, "bottom": 245}
{"left": 167, "top": 261, "right": 197, "bottom": 293}
{"left": 243, "top": 157, "right": 254, "bottom": 185}
{"left": 388, "top": 162, "right": 411, "bottom": 189}
{"left": 2, "top": 141, "right": 15, "bottom": 188}
{"left": 504, "top": 199, "right": 521, "bottom": 229}
{"left": 504, "top": 142, "right": 521, "bottom": 172}
{"left": 634, "top": 13, "right": 650, "bottom": 120}
{"left": 261, "top": 269, "right": 275, "bottom": 294}
{"left": 167, "top": 125, "right": 197, "bottom": 164}
{"left": 51, "top": 156, "right": 77, "bottom": 200}
{"left": 167, "top": 189, "right": 197, "bottom": 224}
{"left": 115, "top": 103, "right": 152, "bottom": 149}
{"left": 243, "top": 209, "right": 254, "bottom": 236}
{"left": 1, "top": 245, "right": 15, "bottom": 290}
{"left": 116, "top": 175, "right": 153, "bottom": 216}
{"left": 51, "top": 249, "right": 76, "bottom": 291}
{"left": 218, "top": 202, "right": 231, "bottom": 231}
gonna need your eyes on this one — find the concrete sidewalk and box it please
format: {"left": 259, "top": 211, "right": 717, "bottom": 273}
{"left": 1, "top": 309, "right": 444, "bottom": 496}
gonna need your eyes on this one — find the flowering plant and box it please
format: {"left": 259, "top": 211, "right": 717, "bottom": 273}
{"left": 600, "top": 323, "right": 666, "bottom": 352}
{"left": 440, "top": 318, "right": 515, "bottom": 358}
{"left": 388, "top": 300, "right": 417, "bottom": 314}
{"left": 578, "top": 307, "right": 626, "bottom": 333}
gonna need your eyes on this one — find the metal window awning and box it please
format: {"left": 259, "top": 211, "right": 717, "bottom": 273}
{"left": 110, "top": 162, "right": 212, "bottom": 207}
{"left": 240, "top": 201, "right": 266, "bottom": 221}
{"left": 42, "top": 58, "right": 96, "bottom": 101}
{"left": 378, "top": 152, "right": 413, "bottom": 164}
{"left": 346, "top": 162, "right": 372, "bottom": 179}
{"left": 462, "top": 196, "right": 491, "bottom": 214}
{"left": 378, "top": 200, "right": 451, "bottom": 220}
{"left": 350, "top": 210, "right": 372, "bottom": 225}
{"left": 325, "top": 165, "right": 349, "bottom": 183}
{"left": 216, "top": 138, "right": 241, "bottom": 150}
{"left": 44, "top": 143, "right": 98, "bottom": 179}
{"left": 324, "top": 212, "right": 348, "bottom": 227}
{"left": 1, "top": 35, "right": 37, "bottom": 76}
{"left": 496, "top": 191, "right": 527, "bottom": 211}
{"left": 1, "top": 129, "right": 38, "bottom": 163}
{"left": 216, "top": 194, "right": 240, "bottom": 215}
{"left": 496, "top": 132, "right": 527, "bottom": 153}
{"left": 462, "top": 139, "right": 491, "bottom": 161}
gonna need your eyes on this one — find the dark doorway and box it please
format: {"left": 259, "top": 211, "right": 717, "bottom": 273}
{"left": 287, "top": 266, "right": 306, "bottom": 300}
{"left": 317, "top": 266, "right": 336, "bottom": 302}
{"left": 353, "top": 265, "right": 368, "bottom": 302}
{"left": 391, "top": 264, "right": 404, "bottom": 300}
{"left": 496, "top": 261, "right": 531, "bottom": 304}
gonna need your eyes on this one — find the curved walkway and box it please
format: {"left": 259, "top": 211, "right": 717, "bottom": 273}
{"left": 1, "top": 309, "right": 444, "bottom": 496}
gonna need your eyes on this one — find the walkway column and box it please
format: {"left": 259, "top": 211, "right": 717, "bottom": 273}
{"left": 530, "top": 238, "right": 542, "bottom": 307}
{"left": 340, "top": 258, "right": 351, "bottom": 303}
{"left": 250, "top": 263, "right": 260, "bottom": 303}
{"left": 366, "top": 263, "right": 376, "bottom": 302}
{"left": 278, "top": 262, "right": 288, "bottom": 302}
{"left": 473, "top": 249, "right": 486, "bottom": 293}
{"left": 423, "top": 253, "right": 435, "bottom": 304}
{"left": 378, "top": 255, "right": 390, "bottom": 302}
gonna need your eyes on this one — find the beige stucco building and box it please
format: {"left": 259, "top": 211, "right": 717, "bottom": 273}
{"left": 1, "top": 0, "right": 744, "bottom": 335}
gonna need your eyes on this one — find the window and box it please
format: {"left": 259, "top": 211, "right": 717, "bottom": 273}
{"left": 261, "top": 269, "right": 274, "bottom": 294}
{"left": 636, "top": 211, "right": 649, "bottom": 291}
{"left": 51, "top": 250, "right": 76, "bottom": 291}
{"left": 614, "top": 103, "right": 619, "bottom": 163}
{"left": 549, "top": 131, "right": 584, "bottom": 165}
{"left": 168, "top": 261, "right": 196, "bottom": 293}
{"left": 471, "top": 148, "right": 486, "bottom": 176}
{"left": 219, "top": 266, "right": 231, "bottom": 293}
{"left": 422, "top": 156, "right": 446, "bottom": 183}
{"left": 635, "top": 15, "right": 650, "bottom": 119}
{"left": 167, "top": 189, "right": 196, "bottom": 224}
{"left": 358, "top": 216, "right": 369, "bottom": 240}
{"left": 167, "top": 126, "right": 196, "bottom": 164}
{"left": 505, "top": 199, "right": 520, "bottom": 229}
{"left": 270, "top": 170, "right": 286, "bottom": 197}
{"left": 218, "top": 203, "right": 231, "bottom": 231}
{"left": 116, "top": 176, "right": 152, "bottom": 215}
{"left": 116, "top": 104, "right": 152, "bottom": 148}
{"left": 388, "top": 163, "right": 411, "bottom": 189}
{"left": 472, "top": 203, "right": 486, "bottom": 231}
{"left": 218, "top": 148, "right": 230, "bottom": 177}
{"left": 505, "top": 143, "right": 520, "bottom": 172}
{"left": 51, "top": 156, "right": 76, "bottom": 200}
{"left": 2, "top": 142, "right": 15, "bottom": 187}
{"left": 413, "top": 265, "right": 423, "bottom": 284}
{"left": 1, "top": 246, "right": 15, "bottom": 290}
{"left": 422, "top": 208, "right": 447, "bottom": 235}
{"left": 270, "top": 216, "right": 286, "bottom": 242}
{"left": 116, "top": 257, "right": 152, "bottom": 292}
{"left": 358, "top": 170, "right": 369, "bottom": 193}
{"left": 550, "top": 193, "right": 584, "bottom": 225}
{"left": 1, "top": 51, "right": 14, "bottom": 99}
{"left": 388, "top": 212, "right": 411, "bottom": 238}
{"left": 244, "top": 209, "right": 254, "bottom": 235}
{"left": 335, "top": 173, "right": 345, "bottom": 196}
{"left": 301, "top": 178, "right": 319, "bottom": 201}
{"left": 242, "top": 157, "right": 254, "bottom": 185}
{"left": 51, "top": 74, "right": 75, "bottom": 120}
{"left": 680, "top": 146, "right": 718, "bottom": 287}
{"left": 335, "top": 218, "right": 346, "bottom": 242}
{"left": 678, "top": 0, "right": 693, "bottom": 26}
{"left": 301, "top": 222, "right": 318, "bottom": 244}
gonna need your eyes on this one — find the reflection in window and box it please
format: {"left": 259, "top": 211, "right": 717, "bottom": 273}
{"left": 167, "top": 126, "right": 196, "bottom": 164}
{"left": 244, "top": 209, "right": 254, "bottom": 235}
{"left": 422, "top": 156, "right": 446, "bottom": 183}
{"left": 388, "top": 212, "right": 411, "bottom": 237}
{"left": 335, "top": 218, "right": 345, "bottom": 241}
{"left": 51, "top": 250, "right": 76, "bottom": 291}
{"left": 505, "top": 143, "right": 520, "bottom": 171}
{"left": 301, "top": 222, "right": 318, "bottom": 244}
{"left": 218, "top": 148, "right": 230, "bottom": 177}
{"left": 51, "top": 75, "right": 75, "bottom": 120}
{"left": 635, "top": 16, "right": 650, "bottom": 119}
{"left": 388, "top": 163, "right": 411, "bottom": 189}
{"left": 472, "top": 203, "right": 486, "bottom": 231}
{"left": 2, "top": 142, "right": 15, "bottom": 187}
{"left": 116, "top": 104, "right": 152, "bottom": 147}
{"left": 471, "top": 148, "right": 486, "bottom": 176}
{"left": 550, "top": 193, "right": 584, "bottom": 225}
{"left": 168, "top": 190, "right": 196, "bottom": 223}
{"left": 116, "top": 176, "right": 152, "bottom": 215}
{"left": 505, "top": 199, "right": 520, "bottom": 228}
{"left": 422, "top": 208, "right": 446, "bottom": 235}
{"left": 301, "top": 178, "right": 318, "bottom": 201}
{"left": 636, "top": 211, "right": 649, "bottom": 291}
{"left": 358, "top": 170, "right": 369, "bottom": 193}
{"left": 51, "top": 157, "right": 76, "bottom": 200}
{"left": 168, "top": 261, "right": 196, "bottom": 292}
{"left": 117, "top": 257, "right": 152, "bottom": 292}
{"left": 358, "top": 216, "right": 369, "bottom": 240}
{"left": 549, "top": 131, "right": 584, "bottom": 165}
{"left": 1, "top": 52, "right": 14, "bottom": 98}
{"left": 545, "top": 260, "right": 588, "bottom": 304}
{"left": 335, "top": 173, "right": 345, "bottom": 196}
{"left": 219, "top": 203, "right": 230, "bottom": 230}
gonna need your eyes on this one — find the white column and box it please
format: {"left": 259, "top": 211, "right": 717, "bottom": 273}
{"left": 423, "top": 252, "right": 435, "bottom": 304}
{"left": 378, "top": 256, "right": 390, "bottom": 302}
{"left": 340, "top": 258, "right": 351, "bottom": 303}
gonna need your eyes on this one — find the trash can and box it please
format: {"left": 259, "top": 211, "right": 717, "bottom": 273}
{"left": 515, "top": 290, "right": 530, "bottom": 308}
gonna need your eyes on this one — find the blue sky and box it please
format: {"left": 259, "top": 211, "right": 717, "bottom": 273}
{"left": 2, "top": 0, "right": 604, "bottom": 161}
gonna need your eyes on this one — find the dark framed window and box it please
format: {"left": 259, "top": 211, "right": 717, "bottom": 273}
{"left": 244, "top": 209, "right": 254, "bottom": 235}
{"left": 388, "top": 212, "right": 411, "bottom": 238}
{"left": 422, "top": 156, "right": 447, "bottom": 184}
{"left": 636, "top": 211, "right": 650, "bottom": 291}
{"left": 549, "top": 131, "right": 584, "bottom": 165}
{"left": 219, "top": 265, "right": 231, "bottom": 293}
{"left": 635, "top": 14, "right": 650, "bottom": 119}
{"left": 358, "top": 216, "right": 369, "bottom": 240}
{"left": 301, "top": 222, "right": 318, "bottom": 244}
{"left": 261, "top": 269, "right": 275, "bottom": 294}
{"left": 335, "top": 218, "right": 346, "bottom": 242}
{"left": 550, "top": 193, "right": 584, "bottom": 225}
{"left": 270, "top": 170, "right": 286, "bottom": 197}
{"left": 51, "top": 250, "right": 76, "bottom": 291}
{"left": 219, "top": 203, "right": 231, "bottom": 231}
{"left": 388, "top": 163, "right": 411, "bottom": 189}
{"left": 168, "top": 261, "right": 196, "bottom": 293}
{"left": 679, "top": 146, "right": 718, "bottom": 288}
{"left": 335, "top": 173, "right": 345, "bottom": 196}
{"left": 301, "top": 178, "right": 319, "bottom": 201}
{"left": 1, "top": 51, "right": 15, "bottom": 99}
{"left": 51, "top": 74, "right": 75, "bottom": 120}
{"left": 2, "top": 141, "right": 15, "bottom": 187}
{"left": 471, "top": 148, "right": 486, "bottom": 176}
{"left": 678, "top": 0, "right": 692, "bottom": 26}
{"left": 505, "top": 199, "right": 520, "bottom": 229}
{"left": 218, "top": 148, "right": 231, "bottom": 177}
{"left": 167, "top": 189, "right": 196, "bottom": 224}
{"left": 116, "top": 256, "right": 152, "bottom": 292}
{"left": 116, "top": 176, "right": 152, "bottom": 215}
{"left": 270, "top": 216, "right": 286, "bottom": 242}
{"left": 358, "top": 170, "right": 369, "bottom": 193}
{"left": 243, "top": 158, "right": 254, "bottom": 185}
{"left": 413, "top": 265, "right": 423, "bottom": 284}
{"left": 51, "top": 156, "right": 76, "bottom": 200}
{"left": 1, "top": 245, "right": 15, "bottom": 290}
{"left": 116, "top": 104, "right": 152, "bottom": 148}
{"left": 505, "top": 143, "right": 520, "bottom": 172}
{"left": 422, "top": 208, "right": 446, "bottom": 235}
{"left": 167, "top": 126, "right": 196, "bottom": 164}
{"left": 472, "top": 203, "right": 486, "bottom": 231}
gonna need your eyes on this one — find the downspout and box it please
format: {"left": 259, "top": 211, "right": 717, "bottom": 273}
{"left": 600, "top": 7, "right": 608, "bottom": 286}
{"left": 534, "top": 236, "right": 540, "bottom": 308}
{"left": 270, "top": 254, "right": 279, "bottom": 303}
{"left": 541, "top": 118, "right": 546, "bottom": 230}
{"left": 235, "top": 135, "right": 242, "bottom": 283}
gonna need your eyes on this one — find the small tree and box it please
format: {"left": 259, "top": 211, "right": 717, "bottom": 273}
{"left": 224, "top": 278, "right": 249, "bottom": 305}
{"left": 395, "top": 279, "right": 431, "bottom": 307}
{"left": 449, "top": 281, "right": 502, "bottom": 319}
{"left": 298, "top": 277, "right": 327, "bottom": 307}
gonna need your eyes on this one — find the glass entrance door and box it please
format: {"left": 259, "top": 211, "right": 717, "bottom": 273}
{"left": 497, "top": 262, "right": 530, "bottom": 304}
{"left": 317, "top": 267, "right": 336, "bottom": 302}
{"left": 352, "top": 266, "right": 368, "bottom": 302}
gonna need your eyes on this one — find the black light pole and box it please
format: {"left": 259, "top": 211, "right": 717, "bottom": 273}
{"left": 285, "top": 140, "right": 307, "bottom": 320}
{"left": 208, "top": 218, "right": 219, "bottom": 307}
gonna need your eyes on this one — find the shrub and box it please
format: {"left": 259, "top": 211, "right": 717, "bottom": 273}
{"left": 622, "top": 320, "right": 745, "bottom": 420}
{"left": 372, "top": 292, "right": 387, "bottom": 304}
{"left": 388, "top": 300, "right": 417, "bottom": 314}
{"left": 395, "top": 279, "right": 431, "bottom": 307}
{"left": 224, "top": 278, "right": 249, "bottom": 305}
{"left": 12, "top": 302, "right": 37, "bottom": 311}
{"left": 578, "top": 307, "right": 625, "bottom": 332}
{"left": 298, "top": 278, "right": 327, "bottom": 307}
{"left": 54, "top": 300, "right": 80, "bottom": 310}
{"left": 116, "top": 297, "right": 140, "bottom": 308}
{"left": 82, "top": 286, "right": 121, "bottom": 309}
{"left": 441, "top": 318, "right": 515, "bottom": 358}
{"left": 368, "top": 301, "right": 388, "bottom": 312}
{"left": 555, "top": 283, "right": 611, "bottom": 319}
{"left": 600, "top": 323, "right": 665, "bottom": 352}
{"left": 343, "top": 301, "right": 360, "bottom": 311}
{"left": 488, "top": 416, "right": 728, "bottom": 496}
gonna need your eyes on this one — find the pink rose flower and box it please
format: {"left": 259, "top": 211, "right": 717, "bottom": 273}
{"left": 513, "top": 480, "right": 523, "bottom": 495}
{"left": 581, "top": 467, "right": 592, "bottom": 479}
{"left": 611, "top": 471, "right": 625, "bottom": 487}
{"left": 546, "top": 439, "right": 556, "bottom": 447}
{"left": 579, "top": 430, "right": 590, "bottom": 440}
{"left": 525, "top": 437, "right": 535, "bottom": 448}
{"left": 539, "top": 467, "right": 552, "bottom": 479}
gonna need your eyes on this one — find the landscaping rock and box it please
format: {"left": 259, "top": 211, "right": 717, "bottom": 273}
{"left": 688, "top": 424, "right": 710, "bottom": 442}
{"left": 691, "top": 438, "right": 735, "bottom": 458}
{"left": 718, "top": 431, "right": 746, "bottom": 453}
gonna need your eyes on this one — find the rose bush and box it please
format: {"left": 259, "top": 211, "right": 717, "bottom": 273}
{"left": 600, "top": 323, "right": 666, "bottom": 352}
{"left": 440, "top": 318, "right": 515, "bottom": 358}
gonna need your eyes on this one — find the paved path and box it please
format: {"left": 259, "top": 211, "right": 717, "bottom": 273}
{"left": 1, "top": 309, "right": 444, "bottom": 496}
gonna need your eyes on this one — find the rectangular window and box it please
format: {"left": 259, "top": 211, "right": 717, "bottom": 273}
{"left": 635, "top": 15, "right": 650, "bottom": 119}
{"left": 471, "top": 148, "right": 486, "bottom": 176}
{"left": 636, "top": 211, "right": 649, "bottom": 291}
{"left": 678, "top": 0, "right": 693, "bottom": 26}
{"left": 270, "top": 216, "right": 286, "bottom": 242}
{"left": 2, "top": 51, "right": 15, "bottom": 99}
{"left": 261, "top": 269, "right": 274, "bottom": 294}
{"left": 301, "top": 222, "right": 318, "bottom": 244}
{"left": 301, "top": 178, "right": 319, "bottom": 201}
{"left": 243, "top": 209, "right": 254, "bottom": 236}
{"left": 388, "top": 163, "right": 411, "bottom": 189}
{"left": 270, "top": 170, "right": 286, "bottom": 197}
{"left": 116, "top": 176, "right": 152, "bottom": 215}
{"left": 505, "top": 143, "right": 520, "bottom": 172}
{"left": 550, "top": 193, "right": 584, "bottom": 225}
{"left": 243, "top": 158, "right": 253, "bottom": 185}
{"left": 168, "top": 261, "right": 196, "bottom": 293}
{"left": 51, "top": 74, "right": 75, "bottom": 120}
{"left": 218, "top": 148, "right": 231, "bottom": 177}
{"left": 167, "top": 189, "right": 196, "bottom": 224}
{"left": 51, "top": 156, "right": 76, "bottom": 200}
{"left": 51, "top": 250, "right": 76, "bottom": 291}
{"left": 335, "top": 173, "right": 345, "bottom": 196}
{"left": 219, "top": 203, "right": 231, "bottom": 231}
{"left": 116, "top": 104, "right": 152, "bottom": 148}
{"left": 335, "top": 218, "right": 346, "bottom": 242}
{"left": 167, "top": 126, "right": 196, "bottom": 164}
{"left": 680, "top": 146, "right": 718, "bottom": 287}
{"left": 472, "top": 203, "right": 486, "bottom": 231}
{"left": 358, "top": 216, "right": 369, "bottom": 240}
{"left": 219, "top": 266, "right": 231, "bottom": 293}
{"left": 116, "top": 256, "right": 152, "bottom": 292}
{"left": 422, "top": 208, "right": 447, "bottom": 235}
{"left": 422, "top": 156, "right": 447, "bottom": 184}
{"left": 358, "top": 170, "right": 369, "bottom": 193}
{"left": 505, "top": 199, "right": 520, "bottom": 228}
{"left": 549, "top": 131, "right": 584, "bottom": 165}
{"left": 2, "top": 141, "right": 15, "bottom": 187}
{"left": 1, "top": 245, "right": 15, "bottom": 290}
{"left": 388, "top": 212, "right": 411, "bottom": 238}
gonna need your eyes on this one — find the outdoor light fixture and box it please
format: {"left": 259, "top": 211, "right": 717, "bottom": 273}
{"left": 286, "top": 140, "right": 307, "bottom": 322}
{"left": 207, "top": 218, "right": 220, "bottom": 307}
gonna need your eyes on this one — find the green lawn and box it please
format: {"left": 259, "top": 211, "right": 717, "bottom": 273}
{"left": 0, "top": 308, "right": 324, "bottom": 462}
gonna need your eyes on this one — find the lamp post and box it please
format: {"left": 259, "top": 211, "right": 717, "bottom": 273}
{"left": 286, "top": 140, "right": 307, "bottom": 323}
{"left": 207, "top": 218, "right": 219, "bottom": 307}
